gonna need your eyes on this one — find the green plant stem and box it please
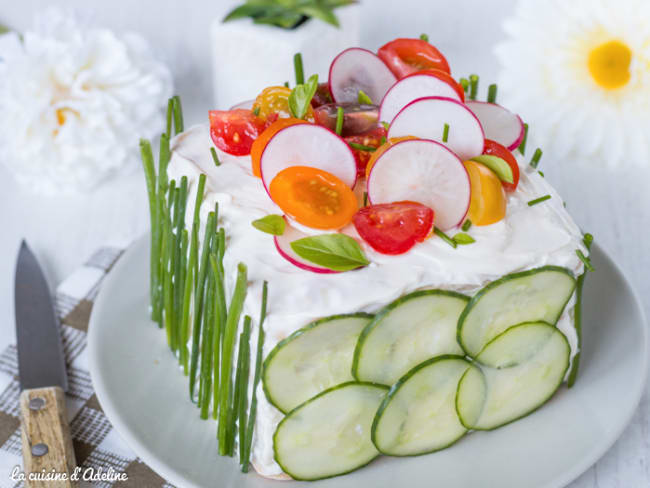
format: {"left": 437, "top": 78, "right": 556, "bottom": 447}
{"left": 442, "top": 123, "right": 449, "bottom": 143}
{"left": 139, "top": 140, "right": 158, "bottom": 322}
{"left": 519, "top": 123, "right": 529, "bottom": 155}
{"left": 210, "top": 253, "right": 225, "bottom": 420}
{"left": 469, "top": 74, "right": 479, "bottom": 100}
{"left": 166, "top": 99, "right": 173, "bottom": 137}
{"left": 236, "top": 316, "right": 252, "bottom": 465}
{"left": 487, "top": 83, "right": 497, "bottom": 103}
{"left": 173, "top": 177, "right": 189, "bottom": 352}
{"left": 218, "top": 263, "right": 248, "bottom": 456}
{"left": 177, "top": 229, "right": 189, "bottom": 359}
{"left": 153, "top": 132, "right": 171, "bottom": 324}
{"left": 293, "top": 52, "right": 304, "bottom": 85}
{"left": 163, "top": 181, "right": 177, "bottom": 345}
{"left": 172, "top": 95, "right": 184, "bottom": 134}
{"left": 242, "top": 281, "right": 268, "bottom": 472}
{"left": 568, "top": 235, "right": 593, "bottom": 387}
{"left": 199, "top": 266, "right": 216, "bottom": 419}
{"left": 335, "top": 106, "right": 344, "bottom": 135}
{"left": 189, "top": 212, "right": 216, "bottom": 400}
{"left": 180, "top": 225, "right": 198, "bottom": 374}
{"left": 434, "top": 226, "right": 457, "bottom": 248}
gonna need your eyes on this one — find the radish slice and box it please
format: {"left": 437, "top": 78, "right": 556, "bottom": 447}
{"left": 229, "top": 99, "right": 254, "bottom": 110}
{"left": 367, "top": 139, "right": 470, "bottom": 230}
{"left": 465, "top": 101, "right": 524, "bottom": 151}
{"left": 260, "top": 124, "right": 357, "bottom": 195}
{"left": 328, "top": 48, "right": 397, "bottom": 105}
{"left": 379, "top": 72, "right": 463, "bottom": 124}
{"left": 388, "top": 97, "right": 485, "bottom": 162}
{"left": 274, "top": 220, "right": 340, "bottom": 274}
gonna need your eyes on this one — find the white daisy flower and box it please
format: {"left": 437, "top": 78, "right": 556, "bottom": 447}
{"left": 495, "top": 0, "right": 650, "bottom": 167}
{"left": 0, "top": 9, "right": 173, "bottom": 194}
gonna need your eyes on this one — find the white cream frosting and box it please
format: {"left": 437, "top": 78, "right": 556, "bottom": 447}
{"left": 168, "top": 124, "right": 587, "bottom": 477}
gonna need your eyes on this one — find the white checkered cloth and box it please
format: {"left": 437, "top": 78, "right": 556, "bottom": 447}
{"left": 0, "top": 248, "right": 175, "bottom": 488}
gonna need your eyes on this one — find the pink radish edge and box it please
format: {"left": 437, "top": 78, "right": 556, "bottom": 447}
{"left": 388, "top": 96, "right": 487, "bottom": 154}
{"left": 328, "top": 47, "right": 395, "bottom": 104}
{"left": 259, "top": 123, "right": 358, "bottom": 198}
{"left": 465, "top": 100, "right": 524, "bottom": 151}
{"left": 366, "top": 138, "right": 471, "bottom": 229}
{"left": 273, "top": 218, "right": 340, "bottom": 274}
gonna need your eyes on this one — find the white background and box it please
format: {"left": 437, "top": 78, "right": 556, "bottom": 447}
{"left": 1, "top": 1, "right": 649, "bottom": 486}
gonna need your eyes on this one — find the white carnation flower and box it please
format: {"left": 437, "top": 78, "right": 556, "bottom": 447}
{"left": 0, "top": 9, "right": 173, "bottom": 193}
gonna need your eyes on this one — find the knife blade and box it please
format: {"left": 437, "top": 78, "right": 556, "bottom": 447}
{"left": 15, "top": 240, "right": 68, "bottom": 392}
{"left": 14, "top": 240, "right": 77, "bottom": 487}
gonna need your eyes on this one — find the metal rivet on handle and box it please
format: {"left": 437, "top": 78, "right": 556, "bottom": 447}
{"left": 31, "top": 443, "right": 49, "bottom": 457}
{"left": 28, "top": 397, "right": 46, "bottom": 411}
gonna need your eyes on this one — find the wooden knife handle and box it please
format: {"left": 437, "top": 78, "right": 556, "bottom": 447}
{"left": 20, "top": 387, "right": 78, "bottom": 487}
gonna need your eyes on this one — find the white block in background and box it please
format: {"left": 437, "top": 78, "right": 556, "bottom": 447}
{"left": 210, "top": 5, "right": 360, "bottom": 109}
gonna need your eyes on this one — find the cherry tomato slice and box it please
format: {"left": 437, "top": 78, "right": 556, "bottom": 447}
{"left": 378, "top": 38, "right": 450, "bottom": 79}
{"left": 311, "top": 82, "right": 333, "bottom": 108}
{"left": 209, "top": 109, "right": 267, "bottom": 156}
{"left": 269, "top": 166, "right": 358, "bottom": 230}
{"left": 463, "top": 160, "right": 506, "bottom": 226}
{"left": 250, "top": 118, "right": 309, "bottom": 177}
{"left": 353, "top": 201, "right": 434, "bottom": 255}
{"left": 344, "top": 126, "right": 387, "bottom": 178}
{"left": 482, "top": 139, "right": 520, "bottom": 192}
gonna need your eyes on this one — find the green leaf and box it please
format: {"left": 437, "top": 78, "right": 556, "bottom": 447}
{"left": 223, "top": 4, "right": 271, "bottom": 22}
{"left": 296, "top": 5, "right": 340, "bottom": 26}
{"left": 357, "top": 90, "right": 373, "bottom": 105}
{"left": 290, "top": 234, "right": 370, "bottom": 271}
{"left": 0, "top": 24, "right": 10, "bottom": 35}
{"left": 288, "top": 73, "right": 319, "bottom": 119}
{"left": 252, "top": 214, "right": 286, "bottom": 235}
{"left": 453, "top": 232, "right": 475, "bottom": 245}
{"left": 470, "top": 155, "right": 514, "bottom": 184}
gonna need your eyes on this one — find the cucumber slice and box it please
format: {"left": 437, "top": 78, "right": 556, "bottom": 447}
{"left": 457, "top": 322, "right": 570, "bottom": 430}
{"left": 457, "top": 266, "right": 576, "bottom": 358}
{"left": 263, "top": 313, "right": 373, "bottom": 413}
{"left": 274, "top": 382, "right": 388, "bottom": 481}
{"left": 353, "top": 290, "right": 468, "bottom": 385}
{"left": 372, "top": 356, "right": 479, "bottom": 456}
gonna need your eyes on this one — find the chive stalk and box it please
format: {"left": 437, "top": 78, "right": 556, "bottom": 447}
{"left": 459, "top": 78, "right": 469, "bottom": 93}
{"left": 335, "top": 106, "right": 344, "bottom": 135}
{"left": 442, "top": 123, "right": 450, "bottom": 143}
{"left": 462, "top": 220, "right": 472, "bottom": 232}
{"left": 172, "top": 95, "right": 184, "bottom": 134}
{"left": 237, "top": 316, "right": 252, "bottom": 466}
{"left": 189, "top": 212, "right": 216, "bottom": 400}
{"left": 173, "top": 177, "right": 189, "bottom": 349}
{"left": 487, "top": 83, "right": 497, "bottom": 103}
{"left": 210, "top": 253, "right": 227, "bottom": 420}
{"left": 210, "top": 147, "right": 221, "bottom": 166}
{"left": 348, "top": 142, "right": 377, "bottom": 152}
{"left": 576, "top": 249, "right": 595, "bottom": 272}
{"left": 293, "top": 52, "right": 304, "bottom": 85}
{"left": 180, "top": 227, "right": 197, "bottom": 373}
{"left": 529, "top": 148, "right": 543, "bottom": 168}
{"left": 527, "top": 194, "right": 551, "bottom": 206}
{"left": 218, "top": 263, "right": 248, "bottom": 456}
{"left": 420, "top": 33, "right": 429, "bottom": 42}
{"left": 242, "top": 281, "right": 268, "bottom": 472}
{"left": 434, "top": 226, "right": 457, "bottom": 248}
{"left": 199, "top": 249, "right": 217, "bottom": 419}
{"left": 163, "top": 181, "right": 177, "bottom": 343}
{"left": 140, "top": 140, "right": 158, "bottom": 322}
{"left": 166, "top": 98, "right": 173, "bottom": 137}
{"left": 469, "top": 74, "right": 479, "bottom": 100}
{"left": 167, "top": 181, "right": 180, "bottom": 350}
{"left": 519, "top": 123, "right": 529, "bottom": 155}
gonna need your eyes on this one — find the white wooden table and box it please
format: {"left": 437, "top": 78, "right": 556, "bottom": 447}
{"left": 1, "top": 1, "right": 648, "bottom": 486}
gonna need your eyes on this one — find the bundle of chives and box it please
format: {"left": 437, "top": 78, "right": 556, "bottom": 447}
{"left": 218, "top": 263, "right": 248, "bottom": 456}
{"left": 241, "top": 281, "right": 268, "bottom": 472}
{"left": 172, "top": 177, "right": 189, "bottom": 352}
{"left": 189, "top": 212, "right": 217, "bottom": 401}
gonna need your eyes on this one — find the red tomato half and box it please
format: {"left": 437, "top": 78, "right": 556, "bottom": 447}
{"left": 483, "top": 139, "right": 520, "bottom": 192}
{"left": 353, "top": 201, "right": 434, "bottom": 255}
{"left": 344, "top": 126, "right": 387, "bottom": 178}
{"left": 378, "top": 38, "right": 450, "bottom": 79}
{"left": 209, "top": 109, "right": 267, "bottom": 156}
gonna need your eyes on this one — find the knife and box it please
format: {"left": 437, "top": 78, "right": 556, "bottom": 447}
{"left": 15, "top": 241, "right": 77, "bottom": 487}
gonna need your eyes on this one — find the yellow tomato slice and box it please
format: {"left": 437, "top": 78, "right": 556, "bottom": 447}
{"left": 269, "top": 166, "right": 358, "bottom": 230}
{"left": 250, "top": 118, "right": 308, "bottom": 177}
{"left": 463, "top": 160, "right": 506, "bottom": 226}
{"left": 252, "top": 85, "right": 314, "bottom": 121}
{"left": 365, "top": 136, "right": 417, "bottom": 179}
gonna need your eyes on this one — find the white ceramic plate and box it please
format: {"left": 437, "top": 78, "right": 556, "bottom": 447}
{"left": 88, "top": 235, "right": 647, "bottom": 488}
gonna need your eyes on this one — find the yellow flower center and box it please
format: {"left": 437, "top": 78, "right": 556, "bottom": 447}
{"left": 588, "top": 40, "right": 632, "bottom": 90}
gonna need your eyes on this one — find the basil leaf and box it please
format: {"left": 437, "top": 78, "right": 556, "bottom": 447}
{"left": 470, "top": 155, "right": 514, "bottom": 184}
{"left": 289, "top": 74, "right": 319, "bottom": 119}
{"left": 453, "top": 232, "right": 475, "bottom": 245}
{"left": 252, "top": 215, "right": 286, "bottom": 235}
{"left": 290, "top": 234, "right": 369, "bottom": 271}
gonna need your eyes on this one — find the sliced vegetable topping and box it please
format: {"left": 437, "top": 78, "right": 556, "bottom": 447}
{"left": 372, "top": 356, "right": 476, "bottom": 456}
{"left": 367, "top": 139, "right": 470, "bottom": 230}
{"left": 290, "top": 233, "right": 369, "bottom": 272}
{"left": 465, "top": 100, "right": 525, "bottom": 152}
{"left": 379, "top": 69, "right": 465, "bottom": 124}
{"left": 209, "top": 109, "right": 268, "bottom": 156}
{"left": 388, "top": 96, "right": 485, "bottom": 162}
{"left": 269, "top": 166, "right": 358, "bottom": 229}
{"left": 352, "top": 201, "right": 434, "bottom": 255}
{"left": 462, "top": 160, "right": 507, "bottom": 226}
{"left": 288, "top": 74, "right": 319, "bottom": 119}
{"left": 344, "top": 126, "right": 387, "bottom": 178}
{"left": 252, "top": 214, "right": 286, "bottom": 235}
{"left": 377, "top": 38, "right": 450, "bottom": 78}
{"left": 250, "top": 117, "right": 308, "bottom": 177}
{"left": 457, "top": 266, "right": 576, "bottom": 358}
{"left": 260, "top": 123, "right": 357, "bottom": 192}
{"left": 273, "top": 382, "right": 388, "bottom": 481}
{"left": 263, "top": 314, "right": 373, "bottom": 413}
{"left": 470, "top": 155, "right": 514, "bottom": 184}
{"left": 313, "top": 103, "right": 379, "bottom": 136}
{"left": 328, "top": 47, "right": 397, "bottom": 104}
{"left": 353, "top": 290, "right": 467, "bottom": 385}
{"left": 311, "top": 82, "right": 333, "bottom": 107}
{"left": 482, "top": 139, "right": 520, "bottom": 192}
{"left": 364, "top": 135, "right": 416, "bottom": 179}
{"left": 252, "top": 85, "right": 296, "bottom": 120}
{"left": 274, "top": 220, "right": 340, "bottom": 274}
